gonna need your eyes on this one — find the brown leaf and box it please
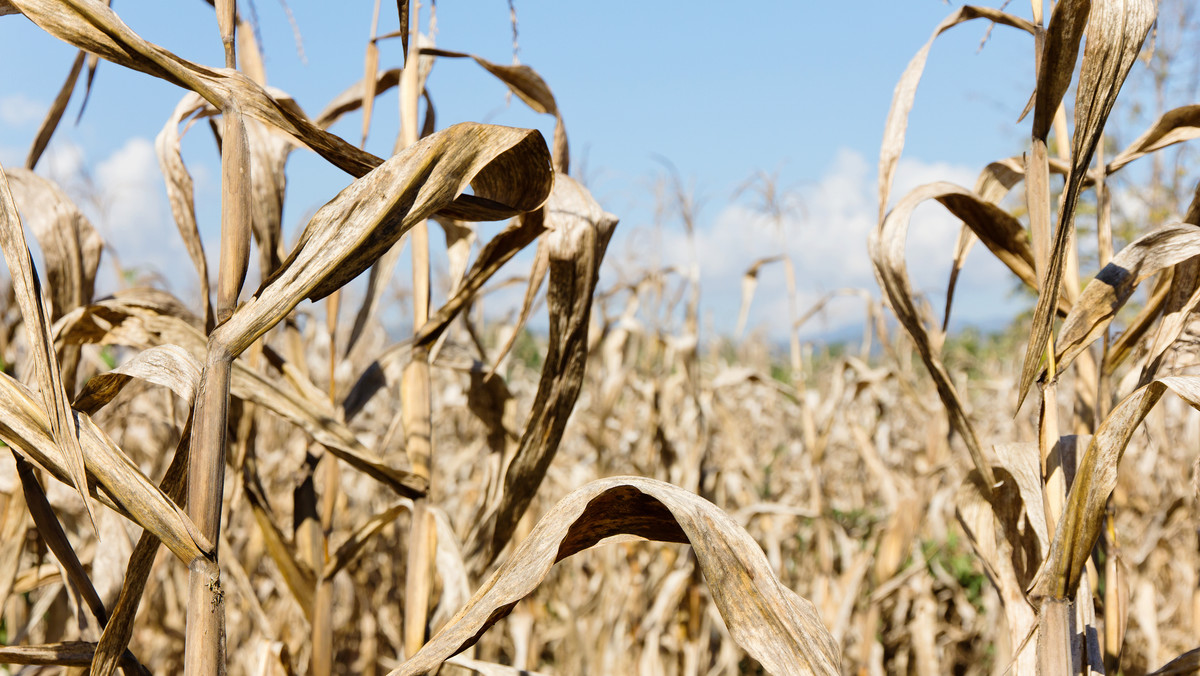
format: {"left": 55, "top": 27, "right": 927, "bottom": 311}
{"left": 421, "top": 47, "right": 569, "bottom": 172}
{"left": 12, "top": 0, "right": 382, "bottom": 176}
{"left": 413, "top": 209, "right": 546, "bottom": 350}
{"left": 217, "top": 122, "right": 553, "bottom": 357}
{"left": 391, "top": 477, "right": 840, "bottom": 676}
{"left": 878, "top": 6, "right": 1035, "bottom": 222}
{"left": 466, "top": 175, "right": 616, "bottom": 572}
{"left": 872, "top": 181, "right": 1039, "bottom": 489}
{"left": 1051, "top": 224, "right": 1200, "bottom": 381}
{"left": 4, "top": 168, "right": 102, "bottom": 323}
{"left": 1108, "top": 104, "right": 1200, "bottom": 173}
{"left": 156, "top": 93, "right": 216, "bottom": 326}
{"left": 73, "top": 344, "right": 201, "bottom": 415}
{"left": 217, "top": 106, "right": 253, "bottom": 323}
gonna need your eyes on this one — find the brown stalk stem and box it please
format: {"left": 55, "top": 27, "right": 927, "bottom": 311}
{"left": 184, "top": 348, "right": 232, "bottom": 675}
{"left": 311, "top": 292, "right": 342, "bottom": 675}
{"left": 1040, "top": 381, "right": 1064, "bottom": 542}
{"left": 398, "top": 0, "right": 435, "bottom": 659}
{"left": 217, "top": 0, "right": 236, "bottom": 69}
{"left": 1037, "top": 597, "right": 1076, "bottom": 676}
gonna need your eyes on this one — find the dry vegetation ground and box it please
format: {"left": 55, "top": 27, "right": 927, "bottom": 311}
{"left": 3, "top": 1, "right": 1200, "bottom": 675}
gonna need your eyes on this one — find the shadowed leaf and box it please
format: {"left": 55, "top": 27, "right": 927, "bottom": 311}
{"left": 391, "top": 477, "right": 840, "bottom": 676}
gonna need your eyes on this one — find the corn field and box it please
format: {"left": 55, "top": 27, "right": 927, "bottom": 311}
{"left": 2, "top": 1, "right": 1200, "bottom": 674}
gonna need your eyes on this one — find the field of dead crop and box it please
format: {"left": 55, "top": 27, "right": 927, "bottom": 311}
{"left": 3, "top": 1, "right": 1200, "bottom": 675}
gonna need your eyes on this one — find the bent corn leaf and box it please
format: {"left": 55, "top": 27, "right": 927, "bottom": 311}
{"left": 391, "top": 477, "right": 839, "bottom": 676}
{"left": 215, "top": 122, "right": 553, "bottom": 357}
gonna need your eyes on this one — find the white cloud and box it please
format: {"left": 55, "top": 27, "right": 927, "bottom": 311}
{"left": 0, "top": 94, "right": 44, "bottom": 127}
{"left": 30, "top": 137, "right": 193, "bottom": 296}
{"left": 651, "top": 148, "right": 1028, "bottom": 339}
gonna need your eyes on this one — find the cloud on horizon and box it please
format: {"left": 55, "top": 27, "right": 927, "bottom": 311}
{"left": 637, "top": 148, "right": 1029, "bottom": 340}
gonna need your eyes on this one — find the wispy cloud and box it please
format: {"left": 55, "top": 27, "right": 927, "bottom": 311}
{"left": 0, "top": 94, "right": 44, "bottom": 127}
{"left": 643, "top": 148, "right": 1028, "bottom": 339}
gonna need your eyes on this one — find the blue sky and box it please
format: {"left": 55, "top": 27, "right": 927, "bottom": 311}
{"left": 0, "top": 2, "right": 1065, "bottom": 339}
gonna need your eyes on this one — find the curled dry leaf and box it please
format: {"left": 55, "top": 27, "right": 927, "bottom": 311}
{"left": 467, "top": 175, "right": 617, "bottom": 571}
{"left": 1018, "top": 0, "right": 1156, "bottom": 408}
{"left": 216, "top": 121, "right": 553, "bottom": 357}
{"left": 1050, "top": 224, "right": 1200, "bottom": 382}
{"left": 157, "top": 95, "right": 215, "bottom": 327}
{"left": 73, "top": 344, "right": 201, "bottom": 415}
{"left": 877, "top": 6, "right": 1035, "bottom": 222}
{"left": 423, "top": 47, "right": 569, "bottom": 172}
{"left": 1108, "top": 104, "right": 1200, "bottom": 173}
{"left": 1032, "top": 376, "right": 1200, "bottom": 600}
{"left": 392, "top": 477, "right": 839, "bottom": 676}
{"left": 871, "top": 181, "right": 1042, "bottom": 489}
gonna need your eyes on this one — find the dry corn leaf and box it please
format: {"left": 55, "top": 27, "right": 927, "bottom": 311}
{"left": 244, "top": 114, "right": 290, "bottom": 279}
{"left": 1018, "top": 0, "right": 1156, "bottom": 408}
{"left": 217, "top": 106, "right": 253, "bottom": 323}
{"left": 1032, "top": 375, "right": 1200, "bottom": 600}
{"left": 5, "top": 168, "right": 102, "bottom": 323}
{"left": 957, "top": 466, "right": 1039, "bottom": 676}
{"left": 0, "top": 162, "right": 95, "bottom": 527}
{"left": 1028, "top": 0, "right": 1091, "bottom": 138}
{"left": 315, "top": 68, "right": 401, "bottom": 130}
{"left": 1140, "top": 266, "right": 1200, "bottom": 387}
{"left": 13, "top": 454, "right": 107, "bottom": 625}
{"left": 1050, "top": 224, "right": 1200, "bottom": 380}
{"left": 1103, "top": 273, "right": 1172, "bottom": 376}
{"left": 1149, "top": 648, "right": 1200, "bottom": 675}
{"left": 467, "top": 175, "right": 616, "bottom": 571}
{"left": 487, "top": 239, "right": 549, "bottom": 376}
{"left": 422, "top": 47, "right": 569, "bottom": 172}
{"left": 1108, "top": 104, "right": 1200, "bottom": 173}
{"left": 392, "top": 477, "right": 840, "bottom": 676}
{"left": 73, "top": 344, "right": 201, "bottom": 415}
{"left": 871, "top": 181, "right": 1032, "bottom": 489}
{"left": 242, "top": 450, "right": 317, "bottom": 620}
{"left": 217, "top": 122, "right": 552, "bottom": 358}
{"left": 157, "top": 93, "right": 215, "bottom": 329}
{"left": 878, "top": 6, "right": 1035, "bottom": 222}
{"left": 0, "top": 641, "right": 107, "bottom": 667}
{"left": 737, "top": 256, "right": 785, "bottom": 338}
{"left": 0, "top": 370, "right": 207, "bottom": 564}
